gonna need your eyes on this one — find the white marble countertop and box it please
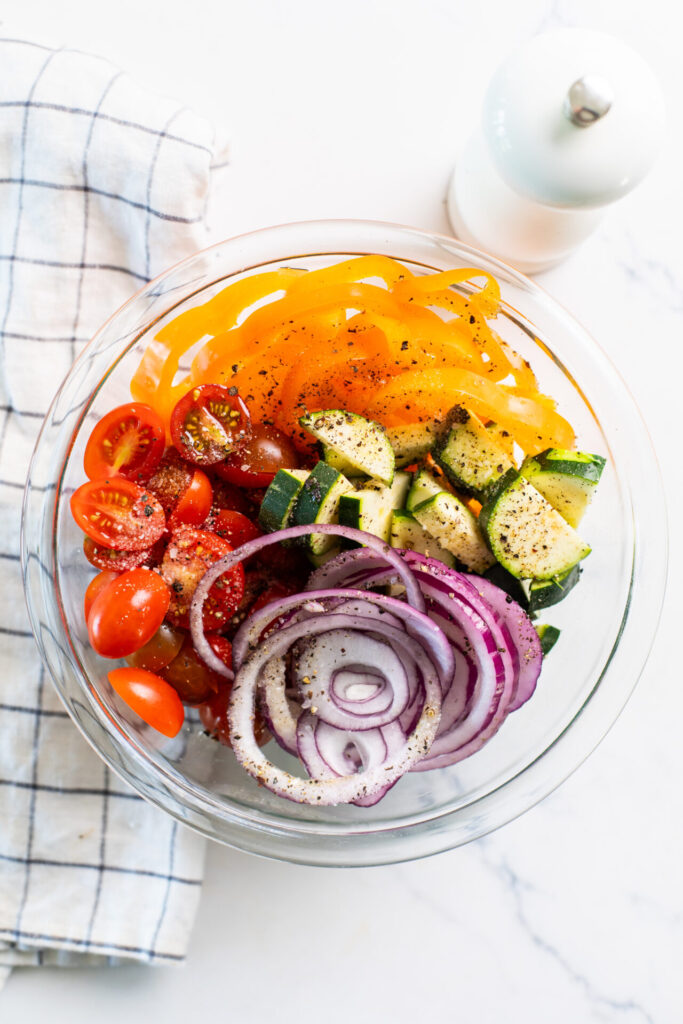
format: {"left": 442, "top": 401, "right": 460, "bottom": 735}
{"left": 4, "top": 0, "right": 683, "bottom": 1020}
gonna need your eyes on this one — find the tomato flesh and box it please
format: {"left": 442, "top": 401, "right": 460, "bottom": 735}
{"left": 84, "top": 403, "right": 165, "bottom": 483}
{"left": 108, "top": 667, "right": 184, "bottom": 737}
{"left": 146, "top": 449, "right": 192, "bottom": 517}
{"left": 71, "top": 479, "right": 166, "bottom": 551}
{"left": 160, "top": 527, "right": 244, "bottom": 631}
{"left": 88, "top": 568, "right": 170, "bottom": 658}
{"left": 125, "top": 622, "right": 185, "bottom": 673}
{"left": 171, "top": 384, "right": 251, "bottom": 466}
{"left": 167, "top": 468, "right": 212, "bottom": 530}
{"left": 216, "top": 424, "right": 299, "bottom": 487}
{"left": 84, "top": 570, "right": 119, "bottom": 622}
{"left": 207, "top": 477, "right": 251, "bottom": 516}
{"left": 83, "top": 536, "right": 155, "bottom": 572}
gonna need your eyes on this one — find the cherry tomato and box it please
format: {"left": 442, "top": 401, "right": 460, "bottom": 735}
{"left": 146, "top": 449, "right": 192, "bottom": 517}
{"left": 198, "top": 683, "right": 269, "bottom": 748}
{"left": 84, "top": 403, "right": 165, "bottom": 483}
{"left": 125, "top": 622, "right": 185, "bottom": 673}
{"left": 206, "top": 634, "right": 233, "bottom": 670}
{"left": 83, "top": 536, "right": 155, "bottom": 572}
{"left": 71, "top": 479, "right": 166, "bottom": 551}
{"left": 210, "top": 509, "right": 261, "bottom": 549}
{"left": 207, "top": 477, "right": 251, "bottom": 516}
{"left": 159, "top": 527, "right": 244, "bottom": 630}
{"left": 161, "top": 634, "right": 228, "bottom": 705}
{"left": 88, "top": 568, "right": 171, "bottom": 658}
{"left": 108, "top": 667, "right": 184, "bottom": 737}
{"left": 84, "top": 570, "right": 119, "bottom": 622}
{"left": 170, "top": 384, "right": 251, "bottom": 466}
{"left": 167, "top": 468, "right": 212, "bottom": 530}
{"left": 249, "top": 579, "right": 298, "bottom": 615}
{"left": 257, "top": 541, "right": 309, "bottom": 578}
{"left": 215, "top": 424, "right": 299, "bottom": 487}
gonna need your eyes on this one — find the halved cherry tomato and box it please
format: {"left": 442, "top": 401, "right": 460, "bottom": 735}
{"left": 71, "top": 479, "right": 166, "bottom": 551}
{"left": 84, "top": 570, "right": 119, "bottom": 622}
{"left": 125, "top": 622, "right": 185, "bottom": 673}
{"left": 161, "top": 634, "right": 229, "bottom": 705}
{"left": 83, "top": 536, "right": 155, "bottom": 572}
{"left": 170, "top": 384, "right": 251, "bottom": 466}
{"left": 108, "top": 667, "right": 184, "bottom": 737}
{"left": 84, "top": 403, "right": 165, "bottom": 483}
{"left": 215, "top": 424, "right": 299, "bottom": 487}
{"left": 198, "top": 682, "right": 269, "bottom": 748}
{"left": 210, "top": 509, "right": 261, "bottom": 548}
{"left": 146, "top": 449, "right": 192, "bottom": 517}
{"left": 167, "top": 468, "right": 212, "bottom": 530}
{"left": 159, "top": 527, "right": 244, "bottom": 630}
{"left": 88, "top": 568, "right": 170, "bottom": 658}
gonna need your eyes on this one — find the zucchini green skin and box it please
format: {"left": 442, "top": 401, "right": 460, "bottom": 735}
{"left": 292, "top": 462, "right": 353, "bottom": 555}
{"left": 480, "top": 468, "right": 591, "bottom": 580}
{"left": 405, "top": 468, "right": 444, "bottom": 512}
{"left": 521, "top": 448, "right": 605, "bottom": 528}
{"left": 338, "top": 472, "right": 411, "bottom": 546}
{"left": 536, "top": 623, "right": 561, "bottom": 656}
{"left": 258, "top": 469, "right": 309, "bottom": 534}
{"left": 432, "top": 406, "right": 513, "bottom": 499}
{"left": 527, "top": 566, "right": 582, "bottom": 613}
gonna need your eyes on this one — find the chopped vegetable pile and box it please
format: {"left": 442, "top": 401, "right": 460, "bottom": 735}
{"left": 71, "top": 256, "right": 605, "bottom": 805}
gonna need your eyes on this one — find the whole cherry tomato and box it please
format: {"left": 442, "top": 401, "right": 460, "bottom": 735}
{"left": 210, "top": 509, "right": 261, "bottom": 549}
{"left": 161, "top": 634, "right": 229, "bottom": 705}
{"left": 159, "top": 527, "right": 244, "bottom": 631}
{"left": 167, "top": 468, "right": 212, "bottom": 530}
{"left": 71, "top": 479, "right": 166, "bottom": 550}
{"left": 108, "top": 667, "right": 184, "bottom": 737}
{"left": 87, "top": 568, "right": 170, "bottom": 658}
{"left": 125, "top": 622, "right": 185, "bottom": 673}
{"left": 84, "top": 570, "right": 119, "bottom": 622}
{"left": 171, "top": 384, "right": 251, "bottom": 466}
{"left": 215, "top": 424, "right": 299, "bottom": 488}
{"left": 84, "top": 403, "right": 165, "bottom": 483}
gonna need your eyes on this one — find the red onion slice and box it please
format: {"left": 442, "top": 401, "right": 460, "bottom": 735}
{"left": 258, "top": 657, "right": 300, "bottom": 756}
{"left": 190, "top": 525, "right": 426, "bottom": 679}
{"left": 228, "top": 610, "right": 443, "bottom": 805}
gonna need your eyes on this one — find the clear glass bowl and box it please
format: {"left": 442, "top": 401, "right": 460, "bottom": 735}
{"left": 21, "top": 220, "right": 667, "bottom": 866}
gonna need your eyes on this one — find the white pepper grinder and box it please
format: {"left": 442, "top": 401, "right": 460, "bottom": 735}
{"left": 447, "top": 29, "right": 665, "bottom": 273}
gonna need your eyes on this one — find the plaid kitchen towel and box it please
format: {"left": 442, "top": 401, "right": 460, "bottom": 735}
{"left": 0, "top": 32, "right": 220, "bottom": 986}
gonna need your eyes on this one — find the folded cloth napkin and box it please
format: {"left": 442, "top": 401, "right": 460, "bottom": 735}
{"left": 0, "top": 33, "right": 218, "bottom": 986}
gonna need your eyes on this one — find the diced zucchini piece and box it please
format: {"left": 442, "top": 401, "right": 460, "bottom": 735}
{"left": 386, "top": 420, "right": 441, "bottom": 468}
{"left": 405, "top": 468, "right": 444, "bottom": 512}
{"left": 526, "top": 565, "right": 582, "bottom": 613}
{"left": 480, "top": 469, "right": 591, "bottom": 580}
{"left": 338, "top": 472, "right": 411, "bottom": 544}
{"left": 536, "top": 623, "right": 561, "bottom": 656}
{"left": 412, "top": 492, "right": 495, "bottom": 573}
{"left": 483, "top": 562, "right": 529, "bottom": 605}
{"left": 258, "top": 469, "right": 309, "bottom": 534}
{"left": 389, "top": 509, "right": 456, "bottom": 568}
{"left": 291, "top": 462, "right": 354, "bottom": 555}
{"left": 308, "top": 545, "right": 342, "bottom": 568}
{"left": 299, "top": 410, "right": 394, "bottom": 485}
{"left": 432, "top": 406, "right": 513, "bottom": 499}
{"left": 521, "top": 448, "right": 606, "bottom": 528}
{"left": 322, "top": 445, "right": 360, "bottom": 478}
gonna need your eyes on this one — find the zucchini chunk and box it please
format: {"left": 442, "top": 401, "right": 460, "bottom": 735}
{"left": 412, "top": 492, "right": 495, "bottom": 573}
{"left": 432, "top": 405, "right": 513, "bottom": 499}
{"left": 389, "top": 509, "right": 456, "bottom": 568}
{"left": 386, "top": 420, "right": 441, "bottom": 468}
{"left": 521, "top": 448, "right": 606, "bottom": 528}
{"left": 258, "top": 469, "right": 309, "bottom": 534}
{"left": 536, "top": 623, "right": 561, "bottom": 656}
{"left": 405, "top": 467, "right": 444, "bottom": 512}
{"left": 526, "top": 565, "right": 582, "bottom": 613}
{"left": 338, "top": 472, "right": 411, "bottom": 544}
{"left": 291, "top": 462, "right": 354, "bottom": 555}
{"left": 480, "top": 469, "right": 591, "bottom": 580}
{"left": 299, "top": 410, "right": 394, "bottom": 485}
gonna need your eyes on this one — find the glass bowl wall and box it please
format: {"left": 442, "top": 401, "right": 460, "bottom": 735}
{"left": 22, "top": 221, "right": 666, "bottom": 866}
